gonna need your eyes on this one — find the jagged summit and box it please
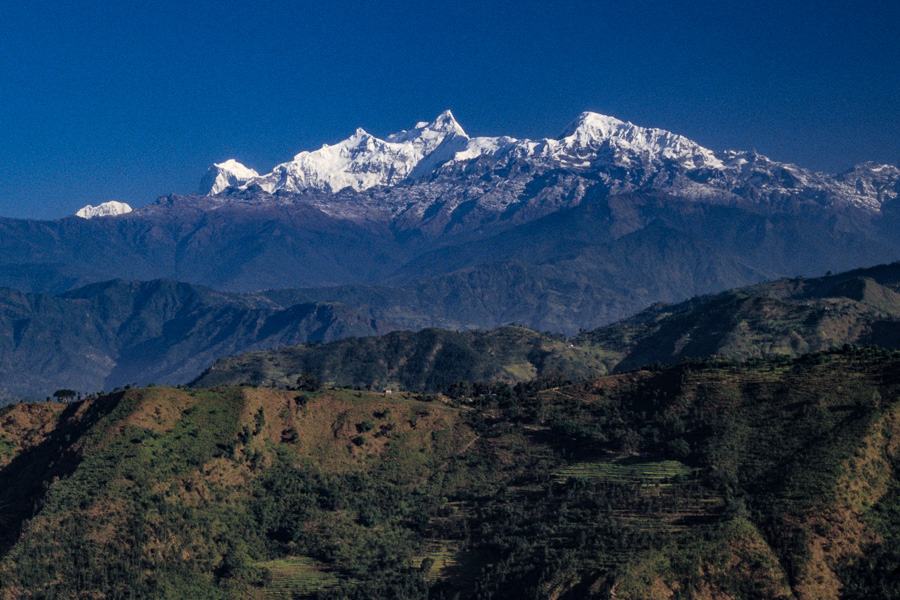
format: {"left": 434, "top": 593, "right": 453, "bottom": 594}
{"left": 75, "top": 201, "right": 133, "bottom": 219}
{"left": 198, "top": 111, "right": 468, "bottom": 196}
{"left": 198, "top": 110, "right": 899, "bottom": 213}
{"left": 199, "top": 109, "right": 737, "bottom": 197}
{"left": 387, "top": 109, "right": 467, "bottom": 142}
{"left": 199, "top": 160, "right": 260, "bottom": 195}
{"left": 554, "top": 111, "right": 724, "bottom": 170}
{"left": 223, "top": 111, "right": 470, "bottom": 195}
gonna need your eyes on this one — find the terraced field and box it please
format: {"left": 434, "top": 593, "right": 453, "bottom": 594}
{"left": 553, "top": 458, "right": 692, "bottom": 484}
{"left": 553, "top": 457, "right": 725, "bottom": 538}
{"left": 412, "top": 541, "right": 463, "bottom": 581}
{"left": 3, "top": 350, "right": 900, "bottom": 599}
{"left": 258, "top": 557, "right": 339, "bottom": 598}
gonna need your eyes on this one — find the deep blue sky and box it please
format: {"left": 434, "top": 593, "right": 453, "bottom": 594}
{"left": 2, "top": 0, "right": 898, "bottom": 220}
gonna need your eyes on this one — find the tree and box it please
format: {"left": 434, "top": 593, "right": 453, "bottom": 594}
{"left": 296, "top": 372, "right": 321, "bottom": 392}
{"left": 253, "top": 408, "right": 266, "bottom": 435}
{"left": 52, "top": 389, "right": 76, "bottom": 403}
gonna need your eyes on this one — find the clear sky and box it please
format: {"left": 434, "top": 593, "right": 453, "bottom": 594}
{"left": 2, "top": 0, "right": 898, "bottom": 219}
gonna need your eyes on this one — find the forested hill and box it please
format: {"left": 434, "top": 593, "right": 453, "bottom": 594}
{"left": 195, "top": 262, "right": 900, "bottom": 392}
{"left": 5, "top": 260, "right": 900, "bottom": 404}
{"left": 579, "top": 260, "right": 900, "bottom": 371}
{"left": 191, "top": 326, "right": 615, "bottom": 392}
{"left": 2, "top": 348, "right": 900, "bottom": 598}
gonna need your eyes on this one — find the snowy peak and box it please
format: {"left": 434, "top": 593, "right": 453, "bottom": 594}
{"left": 841, "top": 162, "right": 900, "bottom": 180}
{"left": 431, "top": 109, "right": 466, "bottom": 134}
{"left": 197, "top": 110, "right": 895, "bottom": 213}
{"left": 560, "top": 111, "right": 627, "bottom": 141}
{"left": 387, "top": 110, "right": 467, "bottom": 146}
{"left": 199, "top": 160, "right": 260, "bottom": 195}
{"left": 221, "top": 111, "right": 470, "bottom": 194}
{"left": 555, "top": 111, "right": 723, "bottom": 169}
{"left": 835, "top": 162, "right": 900, "bottom": 207}
{"left": 196, "top": 109, "right": 733, "bottom": 197}
{"left": 75, "top": 201, "right": 133, "bottom": 219}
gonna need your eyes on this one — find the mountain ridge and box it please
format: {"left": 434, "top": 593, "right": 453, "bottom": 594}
{"left": 194, "top": 261, "right": 900, "bottom": 392}
{"left": 199, "top": 110, "right": 899, "bottom": 216}
{"left": 0, "top": 110, "right": 898, "bottom": 338}
{"left": 3, "top": 350, "right": 900, "bottom": 598}
{"left": 74, "top": 201, "right": 133, "bottom": 219}
{"left": 0, "top": 279, "right": 393, "bottom": 402}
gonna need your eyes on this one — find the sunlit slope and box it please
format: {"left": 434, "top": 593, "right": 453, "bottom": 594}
{"left": 582, "top": 262, "right": 900, "bottom": 371}
{"left": 192, "top": 326, "right": 618, "bottom": 391}
{"left": 2, "top": 349, "right": 900, "bottom": 598}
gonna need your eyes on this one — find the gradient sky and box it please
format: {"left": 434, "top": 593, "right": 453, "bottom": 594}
{"left": 2, "top": 0, "right": 899, "bottom": 220}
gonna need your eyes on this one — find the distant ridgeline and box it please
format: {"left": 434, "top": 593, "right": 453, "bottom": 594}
{"left": 194, "top": 261, "right": 900, "bottom": 393}
{"left": 0, "top": 280, "right": 392, "bottom": 404}
{"left": 1, "top": 111, "right": 899, "bottom": 339}
{"left": 1, "top": 347, "right": 900, "bottom": 598}
{"left": 4, "top": 261, "right": 900, "bottom": 404}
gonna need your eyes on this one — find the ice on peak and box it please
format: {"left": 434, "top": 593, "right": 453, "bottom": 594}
{"left": 234, "top": 112, "right": 471, "bottom": 194}
{"left": 199, "top": 160, "right": 260, "bottom": 195}
{"left": 561, "top": 112, "right": 627, "bottom": 139}
{"left": 387, "top": 110, "right": 468, "bottom": 144}
{"left": 431, "top": 110, "right": 466, "bottom": 135}
{"left": 847, "top": 161, "right": 899, "bottom": 175}
{"left": 215, "top": 159, "right": 257, "bottom": 176}
{"left": 75, "top": 201, "right": 133, "bottom": 219}
{"left": 555, "top": 111, "right": 724, "bottom": 170}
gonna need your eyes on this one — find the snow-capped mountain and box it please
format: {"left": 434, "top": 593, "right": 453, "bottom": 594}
{"left": 435, "top": 111, "right": 724, "bottom": 173}
{"left": 202, "top": 111, "right": 899, "bottom": 216}
{"left": 237, "top": 110, "right": 468, "bottom": 194}
{"left": 75, "top": 201, "right": 133, "bottom": 219}
{"left": 4, "top": 108, "right": 897, "bottom": 338}
{"left": 198, "top": 160, "right": 260, "bottom": 195}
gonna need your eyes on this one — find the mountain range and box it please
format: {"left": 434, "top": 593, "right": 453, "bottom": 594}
{"left": 193, "top": 261, "right": 900, "bottom": 392}
{"left": 1, "top": 255, "right": 895, "bottom": 403}
{"left": 3, "top": 110, "right": 895, "bottom": 338}
{"left": 0, "top": 280, "right": 389, "bottom": 401}
{"left": 5, "top": 110, "right": 900, "bottom": 599}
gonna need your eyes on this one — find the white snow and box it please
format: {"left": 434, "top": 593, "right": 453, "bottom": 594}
{"left": 435, "top": 111, "right": 725, "bottom": 173}
{"left": 197, "top": 110, "right": 898, "bottom": 213}
{"left": 553, "top": 111, "right": 725, "bottom": 170}
{"left": 199, "top": 160, "right": 260, "bottom": 195}
{"left": 239, "top": 110, "right": 469, "bottom": 194}
{"left": 450, "top": 136, "right": 519, "bottom": 162}
{"left": 75, "top": 201, "right": 133, "bottom": 219}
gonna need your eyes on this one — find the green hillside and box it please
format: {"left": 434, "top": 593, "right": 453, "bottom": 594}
{"left": 581, "top": 263, "right": 900, "bottom": 371}
{"left": 191, "top": 326, "right": 619, "bottom": 392}
{"left": 2, "top": 348, "right": 900, "bottom": 598}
